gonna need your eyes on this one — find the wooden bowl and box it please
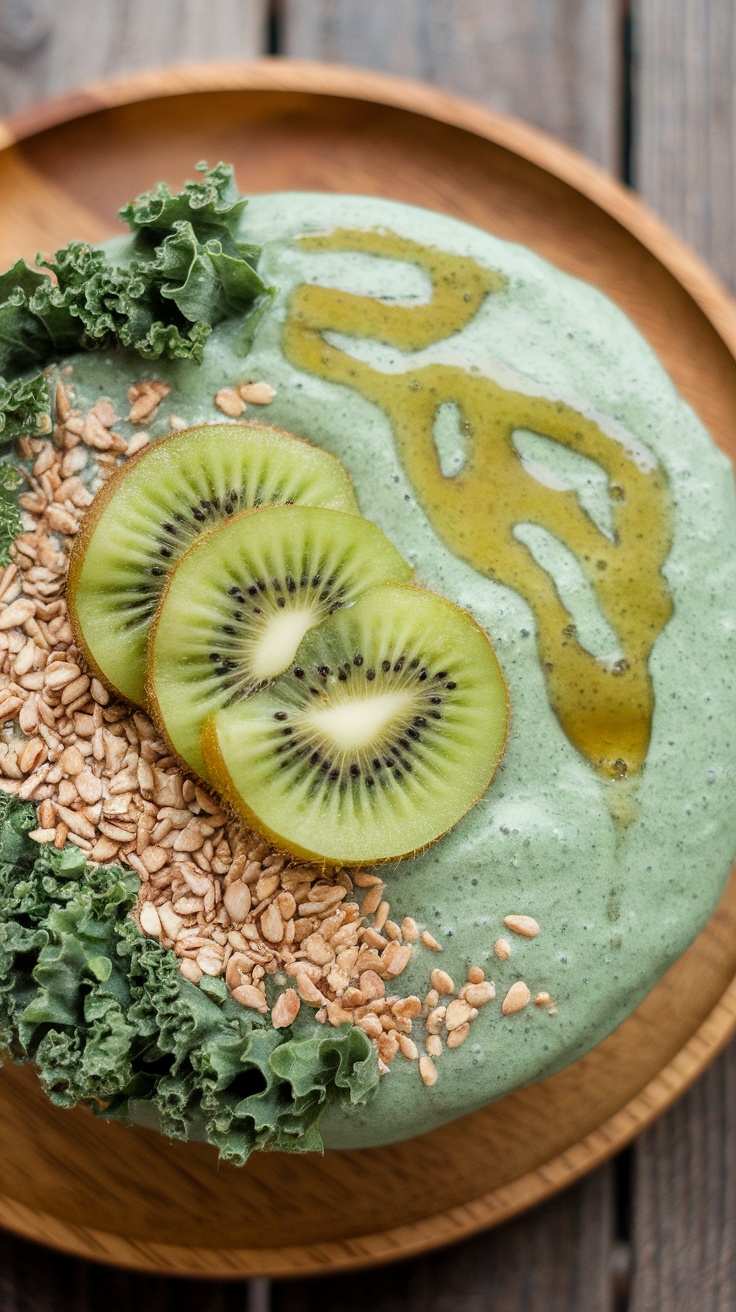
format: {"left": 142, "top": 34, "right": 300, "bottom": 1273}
{"left": 1, "top": 59, "right": 735, "bottom": 1279}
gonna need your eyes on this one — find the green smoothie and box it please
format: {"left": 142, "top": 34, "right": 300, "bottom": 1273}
{"left": 58, "top": 192, "right": 736, "bottom": 1149}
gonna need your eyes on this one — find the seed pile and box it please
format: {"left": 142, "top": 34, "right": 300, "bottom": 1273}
{"left": 0, "top": 374, "right": 555, "bottom": 1085}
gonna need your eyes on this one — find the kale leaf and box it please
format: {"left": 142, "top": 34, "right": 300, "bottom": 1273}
{"left": 0, "top": 794, "right": 378, "bottom": 1163}
{"left": 119, "top": 160, "right": 248, "bottom": 243}
{"left": 0, "top": 460, "right": 24, "bottom": 566}
{"left": 0, "top": 163, "right": 271, "bottom": 444}
{"left": 0, "top": 373, "right": 50, "bottom": 447}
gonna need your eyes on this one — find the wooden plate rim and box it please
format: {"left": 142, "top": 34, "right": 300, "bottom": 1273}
{"left": 2, "top": 57, "right": 735, "bottom": 356}
{"left": 0, "top": 973, "right": 735, "bottom": 1278}
{"left": 0, "top": 59, "right": 735, "bottom": 1277}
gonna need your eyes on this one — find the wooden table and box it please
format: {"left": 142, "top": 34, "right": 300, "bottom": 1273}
{"left": 0, "top": 3, "right": 734, "bottom": 1308}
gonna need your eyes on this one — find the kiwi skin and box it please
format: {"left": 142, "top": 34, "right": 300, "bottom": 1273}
{"left": 67, "top": 426, "right": 196, "bottom": 702}
{"left": 201, "top": 715, "right": 325, "bottom": 866}
{"left": 143, "top": 512, "right": 243, "bottom": 781}
{"left": 201, "top": 582, "right": 512, "bottom": 868}
{"left": 67, "top": 422, "right": 359, "bottom": 705}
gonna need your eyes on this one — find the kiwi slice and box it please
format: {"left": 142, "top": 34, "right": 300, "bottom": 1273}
{"left": 68, "top": 423, "right": 359, "bottom": 705}
{"left": 148, "top": 504, "right": 413, "bottom": 779}
{"left": 202, "top": 582, "right": 510, "bottom": 865}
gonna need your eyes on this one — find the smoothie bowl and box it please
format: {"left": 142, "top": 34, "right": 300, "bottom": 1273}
{"left": 0, "top": 163, "right": 734, "bottom": 1163}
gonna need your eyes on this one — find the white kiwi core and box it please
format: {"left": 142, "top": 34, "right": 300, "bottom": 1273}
{"left": 303, "top": 689, "right": 416, "bottom": 751}
{"left": 250, "top": 608, "right": 319, "bottom": 681}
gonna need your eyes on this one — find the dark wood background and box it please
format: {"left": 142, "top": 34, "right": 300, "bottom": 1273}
{"left": 0, "top": 1, "right": 735, "bottom": 1308}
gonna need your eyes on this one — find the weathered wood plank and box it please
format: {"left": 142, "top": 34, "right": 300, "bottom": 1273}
{"left": 633, "top": 0, "right": 736, "bottom": 292}
{"left": 280, "top": 0, "right": 624, "bottom": 171}
{"left": 0, "top": 1228, "right": 270, "bottom": 1311}
{"left": 0, "top": 0, "right": 269, "bottom": 118}
{"left": 631, "top": 2, "right": 736, "bottom": 1301}
{"left": 273, "top": 1164, "right": 617, "bottom": 1312}
{"left": 629, "top": 1042, "right": 736, "bottom": 1311}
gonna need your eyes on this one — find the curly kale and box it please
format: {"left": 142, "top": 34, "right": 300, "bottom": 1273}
{"left": 119, "top": 160, "right": 248, "bottom": 242}
{"left": 0, "top": 373, "right": 50, "bottom": 445}
{"left": 0, "top": 460, "right": 23, "bottom": 566}
{"left": 0, "top": 162, "right": 271, "bottom": 445}
{"left": 0, "top": 794, "right": 378, "bottom": 1163}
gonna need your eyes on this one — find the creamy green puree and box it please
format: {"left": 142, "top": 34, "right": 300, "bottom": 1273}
{"left": 65, "top": 194, "right": 736, "bottom": 1150}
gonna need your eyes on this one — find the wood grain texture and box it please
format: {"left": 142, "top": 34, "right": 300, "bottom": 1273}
{"left": 280, "top": 0, "right": 623, "bottom": 171}
{"left": 0, "top": 0, "right": 268, "bottom": 118}
{"left": 629, "top": 1045, "right": 736, "bottom": 1311}
{"left": 273, "top": 1165, "right": 617, "bottom": 1312}
{"left": 630, "top": 4, "right": 736, "bottom": 1304}
{"left": 0, "top": 65, "right": 735, "bottom": 1283}
{"left": 633, "top": 0, "right": 736, "bottom": 293}
{"left": 0, "top": 146, "right": 109, "bottom": 269}
{"left": 0, "top": 1229, "right": 269, "bottom": 1312}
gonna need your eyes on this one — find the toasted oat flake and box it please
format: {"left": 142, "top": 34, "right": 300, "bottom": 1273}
{"left": 460, "top": 981, "right": 496, "bottom": 1007}
{"left": 447, "top": 1022, "right": 470, "bottom": 1049}
{"left": 127, "top": 380, "right": 171, "bottom": 425}
{"left": 214, "top": 387, "right": 246, "bottom": 417}
{"left": 197, "top": 944, "right": 225, "bottom": 976}
{"left": 223, "top": 879, "right": 251, "bottom": 921}
{"left": 238, "top": 381, "right": 276, "bottom": 404}
{"left": 180, "top": 958, "right": 203, "bottom": 985}
{"left": 429, "top": 968, "right": 454, "bottom": 995}
{"left": 398, "top": 1034, "right": 419, "bottom": 1061}
{"left": 383, "top": 942, "right": 411, "bottom": 977}
{"left": 360, "top": 883, "right": 384, "bottom": 916}
{"left": 233, "top": 983, "right": 269, "bottom": 1012}
{"left": 28, "top": 827, "right": 56, "bottom": 843}
{"left": 502, "top": 981, "right": 531, "bottom": 1015}
{"left": 445, "top": 998, "right": 473, "bottom": 1031}
{"left": 126, "top": 432, "right": 150, "bottom": 457}
{"left": 353, "top": 872, "right": 382, "bottom": 888}
{"left": 140, "top": 902, "right": 162, "bottom": 937}
{"left": 504, "top": 914, "right": 540, "bottom": 938}
{"left": 357, "top": 1013, "right": 382, "bottom": 1039}
{"left": 419, "top": 1055, "right": 438, "bottom": 1087}
{"left": 0, "top": 599, "right": 35, "bottom": 630}
{"left": 271, "top": 988, "right": 300, "bottom": 1029}
{"left": 359, "top": 969, "right": 385, "bottom": 1000}
{"left": 425, "top": 1006, "right": 446, "bottom": 1035}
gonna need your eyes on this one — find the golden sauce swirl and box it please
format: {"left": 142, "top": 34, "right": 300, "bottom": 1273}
{"left": 283, "top": 228, "right": 673, "bottom": 779}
